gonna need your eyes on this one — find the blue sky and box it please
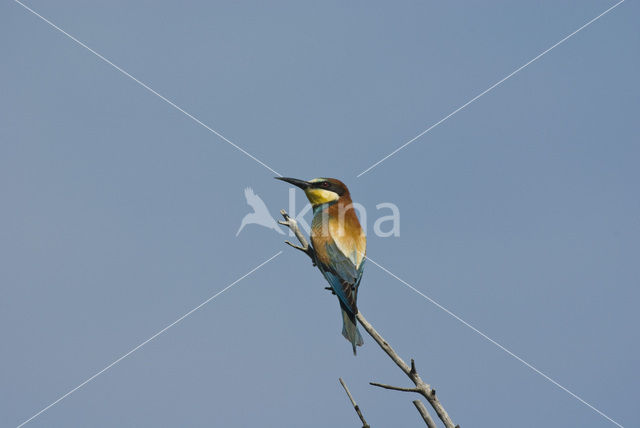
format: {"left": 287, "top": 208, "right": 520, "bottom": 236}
{"left": 1, "top": 1, "right": 638, "bottom": 427}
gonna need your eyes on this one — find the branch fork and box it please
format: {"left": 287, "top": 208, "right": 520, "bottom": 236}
{"left": 357, "top": 314, "right": 458, "bottom": 428}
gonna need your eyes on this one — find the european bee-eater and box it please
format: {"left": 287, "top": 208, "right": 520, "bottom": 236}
{"left": 276, "top": 177, "right": 366, "bottom": 355}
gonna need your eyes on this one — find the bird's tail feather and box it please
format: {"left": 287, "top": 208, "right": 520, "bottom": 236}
{"left": 340, "top": 304, "right": 363, "bottom": 356}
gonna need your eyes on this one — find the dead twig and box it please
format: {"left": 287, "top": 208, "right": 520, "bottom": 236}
{"left": 339, "top": 378, "right": 370, "bottom": 428}
{"left": 369, "top": 382, "right": 419, "bottom": 393}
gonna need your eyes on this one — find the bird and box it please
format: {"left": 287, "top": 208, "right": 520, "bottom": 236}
{"left": 236, "top": 187, "right": 284, "bottom": 236}
{"left": 276, "top": 177, "right": 366, "bottom": 355}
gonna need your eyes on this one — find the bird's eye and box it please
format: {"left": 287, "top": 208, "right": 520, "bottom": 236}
{"left": 321, "top": 182, "right": 330, "bottom": 188}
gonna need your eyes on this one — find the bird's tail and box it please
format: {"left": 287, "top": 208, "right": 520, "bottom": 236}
{"left": 340, "top": 303, "right": 364, "bottom": 356}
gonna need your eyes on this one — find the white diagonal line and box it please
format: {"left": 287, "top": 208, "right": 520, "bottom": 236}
{"left": 356, "top": 0, "right": 625, "bottom": 177}
{"left": 365, "top": 255, "right": 625, "bottom": 428}
{"left": 14, "top": 0, "right": 282, "bottom": 177}
{"left": 16, "top": 251, "right": 282, "bottom": 428}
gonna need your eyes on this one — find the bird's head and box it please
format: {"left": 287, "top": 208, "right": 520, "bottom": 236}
{"left": 275, "top": 177, "right": 350, "bottom": 206}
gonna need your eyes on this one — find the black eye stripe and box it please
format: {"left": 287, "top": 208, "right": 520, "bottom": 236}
{"left": 311, "top": 179, "right": 345, "bottom": 195}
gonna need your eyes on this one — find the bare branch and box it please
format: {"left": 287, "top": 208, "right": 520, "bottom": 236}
{"left": 339, "top": 378, "right": 370, "bottom": 428}
{"left": 369, "top": 382, "right": 419, "bottom": 393}
{"left": 278, "top": 209, "right": 316, "bottom": 265}
{"left": 413, "top": 400, "right": 437, "bottom": 428}
{"left": 356, "top": 312, "right": 458, "bottom": 428}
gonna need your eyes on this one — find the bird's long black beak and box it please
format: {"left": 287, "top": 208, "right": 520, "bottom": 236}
{"left": 275, "top": 177, "right": 310, "bottom": 189}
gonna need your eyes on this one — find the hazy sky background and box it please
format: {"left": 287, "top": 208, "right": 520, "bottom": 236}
{"left": 1, "top": 1, "right": 638, "bottom": 427}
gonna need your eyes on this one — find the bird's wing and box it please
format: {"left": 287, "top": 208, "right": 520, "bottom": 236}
{"left": 318, "top": 241, "right": 365, "bottom": 314}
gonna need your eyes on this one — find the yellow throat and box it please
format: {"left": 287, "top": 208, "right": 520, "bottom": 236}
{"left": 304, "top": 188, "right": 339, "bottom": 206}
